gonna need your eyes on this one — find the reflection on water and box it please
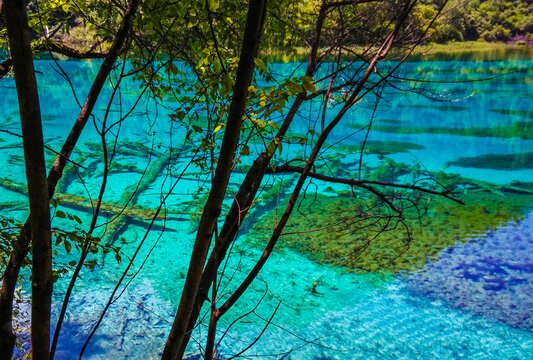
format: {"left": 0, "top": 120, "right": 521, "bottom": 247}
{"left": 1, "top": 55, "right": 532, "bottom": 359}
{"left": 408, "top": 46, "right": 533, "bottom": 62}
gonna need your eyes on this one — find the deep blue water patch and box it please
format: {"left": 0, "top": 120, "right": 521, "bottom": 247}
{"left": 407, "top": 212, "right": 533, "bottom": 331}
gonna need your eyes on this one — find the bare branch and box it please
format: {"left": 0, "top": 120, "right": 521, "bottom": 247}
{"left": 266, "top": 164, "right": 464, "bottom": 205}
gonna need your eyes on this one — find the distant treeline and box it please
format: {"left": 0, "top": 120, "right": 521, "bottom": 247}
{"left": 420, "top": 0, "right": 533, "bottom": 44}
{"left": 2, "top": 0, "right": 531, "bottom": 57}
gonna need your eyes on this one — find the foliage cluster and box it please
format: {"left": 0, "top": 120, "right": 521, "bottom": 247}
{"left": 463, "top": 0, "right": 533, "bottom": 42}
{"left": 2, "top": 0, "right": 530, "bottom": 56}
{"left": 403, "top": 0, "right": 533, "bottom": 43}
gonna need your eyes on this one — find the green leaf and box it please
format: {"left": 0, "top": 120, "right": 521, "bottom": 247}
{"left": 56, "top": 210, "right": 66, "bottom": 218}
{"left": 192, "top": 125, "right": 203, "bottom": 133}
{"left": 254, "top": 58, "right": 266, "bottom": 71}
{"left": 64, "top": 240, "right": 71, "bottom": 253}
{"left": 286, "top": 82, "right": 302, "bottom": 94}
{"left": 267, "top": 142, "right": 276, "bottom": 156}
{"left": 268, "top": 121, "right": 279, "bottom": 129}
{"left": 303, "top": 82, "right": 317, "bottom": 94}
{"left": 240, "top": 145, "right": 249, "bottom": 156}
{"left": 221, "top": 75, "right": 233, "bottom": 96}
{"left": 208, "top": 0, "right": 219, "bottom": 11}
{"left": 176, "top": 111, "right": 186, "bottom": 121}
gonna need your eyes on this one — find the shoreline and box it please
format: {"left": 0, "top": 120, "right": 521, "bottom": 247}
{"left": 2, "top": 42, "right": 531, "bottom": 64}
{"left": 408, "top": 41, "right": 533, "bottom": 61}
{"left": 264, "top": 41, "right": 533, "bottom": 62}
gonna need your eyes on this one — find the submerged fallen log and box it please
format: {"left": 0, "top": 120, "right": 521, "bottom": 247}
{"left": 54, "top": 194, "right": 198, "bottom": 221}
{"left": 0, "top": 177, "right": 27, "bottom": 194}
{"left": 0, "top": 177, "right": 200, "bottom": 222}
{"left": 84, "top": 140, "right": 164, "bottom": 159}
{"left": 100, "top": 150, "right": 175, "bottom": 244}
{"left": 0, "top": 201, "right": 27, "bottom": 211}
{"left": 452, "top": 177, "right": 533, "bottom": 196}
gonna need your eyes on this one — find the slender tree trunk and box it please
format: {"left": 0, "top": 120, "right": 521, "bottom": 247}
{"left": 3, "top": 0, "right": 52, "bottom": 359}
{"left": 161, "top": 1, "right": 268, "bottom": 358}
{"left": 213, "top": 0, "right": 415, "bottom": 323}
{"left": 45, "top": 0, "right": 142, "bottom": 197}
{"left": 0, "top": 221, "right": 30, "bottom": 359}
{"left": 0, "top": 0, "right": 142, "bottom": 357}
{"left": 174, "top": 96, "right": 305, "bottom": 359}
{"left": 179, "top": 2, "right": 416, "bottom": 354}
{"left": 173, "top": 3, "right": 329, "bottom": 355}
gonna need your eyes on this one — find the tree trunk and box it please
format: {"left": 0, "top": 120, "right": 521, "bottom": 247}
{"left": 0, "top": 0, "right": 142, "bottom": 357}
{"left": 173, "top": 3, "right": 330, "bottom": 354}
{"left": 161, "top": 1, "right": 268, "bottom": 358}
{"left": 211, "top": 0, "right": 416, "bottom": 324}
{"left": 3, "top": 0, "right": 52, "bottom": 358}
{"left": 176, "top": 1, "right": 418, "bottom": 354}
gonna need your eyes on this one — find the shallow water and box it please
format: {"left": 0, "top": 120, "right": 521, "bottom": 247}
{"left": 1, "top": 55, "right": 532, "bottom": 359}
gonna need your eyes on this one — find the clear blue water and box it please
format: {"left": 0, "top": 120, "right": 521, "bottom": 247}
{"left": 1, "top": 55, "right": 532, "bottom": 359}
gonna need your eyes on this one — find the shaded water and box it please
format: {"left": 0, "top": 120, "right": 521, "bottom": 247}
{"left": 0, "top": 54, "right": 532, "bottom": 359}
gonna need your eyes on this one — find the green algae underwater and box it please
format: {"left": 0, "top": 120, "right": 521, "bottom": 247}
{"left": 250, "top": 172, "right": 533, "bottom": 274}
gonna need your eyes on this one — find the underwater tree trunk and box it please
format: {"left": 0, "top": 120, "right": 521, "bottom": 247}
{"left": 161, "top": 0, "right": 268, "bottom": 358}
{"left": 0, "top": 0, "right": 142, "bottom": 357}
{"left": 3, "top": 0, "right": 52, "bottom": 358}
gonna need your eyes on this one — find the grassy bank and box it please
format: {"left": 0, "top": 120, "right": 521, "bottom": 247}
{"left": 25, "top": 40, "right": 533, "bottom": 64}
{"left": 266, "top": 41, "right": 532, "bottom": 63}
{"left": 409, "top": 41, "right": 533, "bottom": 61}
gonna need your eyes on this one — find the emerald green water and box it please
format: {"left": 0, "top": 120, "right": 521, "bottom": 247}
{"left": 0, "top": 55, "right": 532, "bottom": 359}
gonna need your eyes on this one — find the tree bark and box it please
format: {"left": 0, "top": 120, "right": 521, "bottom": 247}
{"left": 0, "top": 0, "right": 142, "bottom": 357}
{"left": 176, "top": 3, "right": 418, "bottom": 354}
{"left": 3, "top": 0, "right": 52, "bottom": 359}
{"left": 213, "top": 0, "right": 416, "bottom": 323}
{"left": 161, "top": 1, "right": 268, "bottom": 358}
{"left": 173, "top": 3, "right": 330, "bottom": 355}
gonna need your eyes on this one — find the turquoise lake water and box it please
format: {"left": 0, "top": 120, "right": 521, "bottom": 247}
{"left": 0, "top": 53, "right": 532, "bottom": 359}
